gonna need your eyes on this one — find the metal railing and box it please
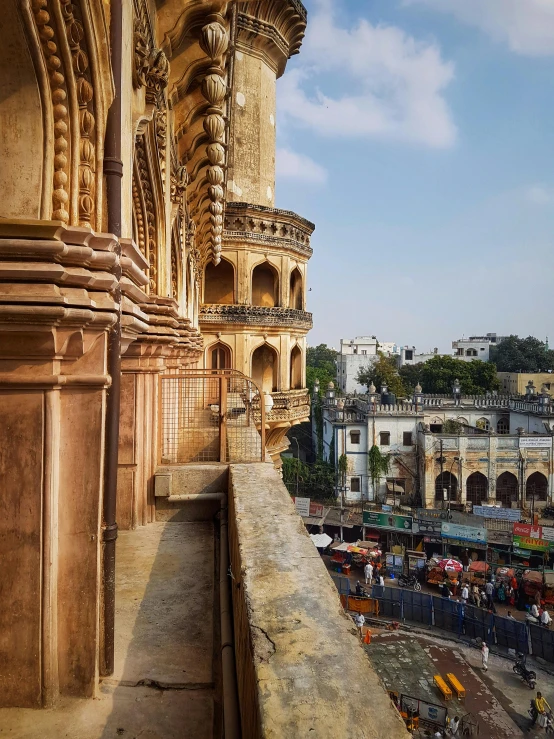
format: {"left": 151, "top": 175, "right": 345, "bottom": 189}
{"left": 159, "top": 369, "right": 266, "bottom": 464}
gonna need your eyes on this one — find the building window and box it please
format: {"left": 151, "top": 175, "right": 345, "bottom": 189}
{"left": 362, "top": 350, "right": 367, "bottom": 355}
{"left": 456, "top": 348, "right": 464, "bottom": 356}
{"left": 379, "top": 431, "right": 390, "bottom": 446}
{"left": 405, "top": 350, "right": 413, "bottom": 361}
{"left": 466, "top": 348, "right": 478, "bottom": 357}
{"left": 403, "top": 432, "right": 413, "bottom": 446}
{"left": 497, "top": 417, "right": 509, "bottom": 434}
{"left": 350, "top": 477, "right": 361, "bottom": 493}
{"left": 350, "top": 430, "right": 360, "bottom": 444}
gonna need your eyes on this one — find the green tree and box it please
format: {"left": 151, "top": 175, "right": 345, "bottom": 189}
{"left": 306, "top": 343, "right": 337, "bottom": 396}
{"left": 368, "top": 445, "right": 390, "bottom": 500}
{"left": 490, "top": 335, "right": 554, "bottom": 373}
{"left": 443, "top": 419, "right": 463, "bottom": 434}
{"left": 418, "top": 355, "right": 500, "bottom": 394}
{"left": 356, "top": 353, "right": 406, "bottom": 398}
{"left": 398, "top": 363, "right": 425, "bottom": 395}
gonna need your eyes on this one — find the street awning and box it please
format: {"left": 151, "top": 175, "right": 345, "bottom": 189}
{"left": 310, "top": 533, "right": 333, "bottom": 549}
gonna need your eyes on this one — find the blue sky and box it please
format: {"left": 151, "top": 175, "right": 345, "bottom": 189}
{"left": 274, "top": 0, "right": 554, "bottom": 353}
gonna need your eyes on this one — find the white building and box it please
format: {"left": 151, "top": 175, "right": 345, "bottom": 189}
{"left": 336, "top": 336, "right": 399, "bottom": 394}
{"left": 399, "top": 346, "right": 440, "bottom": 367}
{"left": 452, "top": 333, "right": 507, "bottom": 362}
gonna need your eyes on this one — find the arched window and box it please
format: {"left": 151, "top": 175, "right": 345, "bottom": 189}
{"left": 435, "top": 471, "right": 457, "bottom": 502}
{"left": 289, "top": 268, "right": 303, "bottom": 310}
{"left": 252, "top": 344, "right": 278, "bottom": 393}
{"left": 290, "top": 345, "right": 302, "bottom": 389}
{"left": 466, "top": 472, "right": 488, "bottom": 506}
{"left": 252, "top": 261, "right": 279, "bottom": 307}
{"left": 526, "top": 472, "right": 548, "bottom": 501}
{"left": 209, "top": 342, "right": 231, "bottom": 370}
{"left": 204, "top": 259, "right": 235, "bottom": 304}
{"left": 497, "top": 416, "right": 510, "bottom": 434}
{"left": 476, "top": 417, "right": 490, "bottom": 431}
{"left": 496, "top": 472, "right": 518, "bottom": 507}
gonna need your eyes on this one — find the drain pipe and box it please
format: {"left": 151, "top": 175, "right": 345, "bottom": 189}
{"left": 169, "top": 492, "right": 241, "bottom": 737}
{"left": 101, "top": 0, "right": 123, "bottom": 677}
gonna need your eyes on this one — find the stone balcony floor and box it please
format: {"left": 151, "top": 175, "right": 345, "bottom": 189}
{"left": 0, "top": 522, "right": 218, "bottom": 739}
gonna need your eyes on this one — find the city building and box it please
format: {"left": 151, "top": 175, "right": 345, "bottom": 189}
{"left": 0, "top": 3, "right": 409, "bottom": 735}
{"left": 317, "top": 381, "right": 554, "bottom": 509}
{"left": 336, "top": 336, "right": 399, "bottom": 394}
{"left": 452, "top": 333, "right": 507, "bottom": 361}
{"left": 497, "top": 372, "right": 554, "bottom": 396}
{"left": 398, "top": 346, "right": 441, "bottom": 366}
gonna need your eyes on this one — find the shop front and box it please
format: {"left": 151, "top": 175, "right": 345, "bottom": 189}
{"left": 440, "top": 522, "right": 488, "bottom": 562}
{"left": 512, "top": 522, "right": 552, "bottom": 570}
{"left": 362, "top": 511, "right": 414, "bottom": 555}
{"left": 412, "top": 520, "right": 443, "bottom": 559}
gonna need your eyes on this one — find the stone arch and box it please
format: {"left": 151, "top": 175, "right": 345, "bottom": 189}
{"left": 290, "top": 344, "right": 302, "bottom": 390}
{"left": 476, "top": 417, "right": 490, "bottom": 431}
{"left": 170, "top": 219, "right": 183, "bottom": 304}
{"left": 466, "top": 472, "right": 488, "bottom": 506}
{"left": 203, "top": 258, "right": 235, "bottom": 304}
{"left": 252, "top": 343, "right": 278, "bottom": 393}
{"left": 526, "top": 471, "right": 548, "bottom": 501}
{"left": 497, "top": 416, "right": 510, "bottom": 434}
{"left": 435, "top": 471, "right": 457, "bottom": 502}
{"left": 289, "top": 267, "right": 303, "bottom": 310}
{"left": 207, "top": 341, "right": 231, "bottom": 370}
{"left": 252, "top": 261, "right": 279, "bottom": 307}
{"left": 496, "top": 471, "right": 518, "bottom": 507}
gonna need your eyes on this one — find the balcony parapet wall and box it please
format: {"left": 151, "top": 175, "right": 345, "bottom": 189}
{"left": 199, "top": 304, "right": 312, "bottom": 330}
{"left": 228, "top": 463, "right": 409, "bottom": 738}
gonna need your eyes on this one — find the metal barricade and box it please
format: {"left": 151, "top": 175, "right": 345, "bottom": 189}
{"left": 529, "top": 623, "right": 554, "bottom": 663}
{"left": 372, "top": 586, "right": 402, "bottom": 619}
{"left": 402, "top": 590, "right": 433, "bottom": 626}
{"left": 495, "top": 615, "right": 528, "bottom": 654}
{"left": 432, "top": 597, "right": 461, "bottom": 634}
{"left": 461, "top": 604, "right": 493, "bottom": 643}
{"left": 159, "top": 369, "right": 266, "bottom": 464}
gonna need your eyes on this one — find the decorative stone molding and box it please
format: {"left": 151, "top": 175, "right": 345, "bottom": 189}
{"left": 199, "top": 304, "right": 312, "bottom": 330}
{"left": 252, "top": 389, "right": 310, "bottom": 424}
{"left": 223, "top": 202, "right": 314, "bottom": 258}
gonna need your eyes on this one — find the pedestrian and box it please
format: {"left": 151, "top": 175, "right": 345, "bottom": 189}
{"left": 449, "top": 715, "right": 461, "bottom": 737}
{"left": 461, "top": 583, "right": 469, "bottom": 604}
{"left": 378, "top": 574, "right": 385, "bottom": 587}
{"left": 507, "top": 610, "right": 516, "bottom": 620}
{"left": 484, "top": 579, "right": 494, "bottom": 609}
{"left": 472, "top": 584, "right": 481, "bottom": 608}
{"left": 481, "top": 642, "right": 489, "bottom": 672}
{"left": 540, "top": 609, "right": 552, "bottom": 628}
{"left": 531, "top": 603, "right": 540, "bottom": 619}
{"left": 535, "top": 590, "right": 542, "bottom": 608}
{"left": 364, "top": 561, "right": 373, "bottom": 585}
{"left": 354, "top": 611, "right": 365, "bottom": 637}
{"left": 355, "top": 581, "right": 364, "bottom": 597}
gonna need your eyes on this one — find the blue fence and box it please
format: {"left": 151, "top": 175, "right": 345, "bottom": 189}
{"left": 529, "top": 623, "right": 554, "bottom": 662}
{"left": 495, "top": 615, "right": 528, "bottom": 655}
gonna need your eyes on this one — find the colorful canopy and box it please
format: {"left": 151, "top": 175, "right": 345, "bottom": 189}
{"left": 468, "top": 560, "right": 489, "bottom": 573}
{"left": 438, "top": 558, "right": 463, "bottom": 572}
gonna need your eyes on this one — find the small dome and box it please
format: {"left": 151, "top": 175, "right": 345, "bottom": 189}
{"left": 415, "top": 382, "right": 422, "bottom": 393}
{"left": 327, "top": 381, "right": 335, "bottom": 389}
{"left": 368, "top": 382, "right": 376, "bottom": 394}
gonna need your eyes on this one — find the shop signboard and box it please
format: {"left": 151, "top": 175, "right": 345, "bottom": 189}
{"left": 519, "top": 437, "right": 553, "bottom": 449}
{"left": 541, "top": 526, "right": 554, "bottom": 542}
{"left": 473, "top": 506, "right": 521, "bottom": 522}
{"left": 441, "top": 522, "right": 487, "bottom": 544}
{"left": 413, "top": 520, "right": 442, "bottom": 536}
{"left": 400, "top": 695, "right": 447, "bottom": 728}
{"left": 513, "top": 523, "right": 542, "bottom": 538}
{"left": 363, "top": 511, "right": 413, "bottom": 531}
{"left": 512, "top": 535, "right": 549, "bottom": 552}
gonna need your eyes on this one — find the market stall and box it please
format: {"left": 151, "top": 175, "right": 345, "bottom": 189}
{"left": 543, "top": 571, "right": 554, "bottom": 610}
{"left": 464, "top": 560, "right": 489, "bottom": 588}
{"left": 520, "top": 569, "right": 543, "bottom": 605}
{"left": 427, "top": 557, "right": 462, "bottom": 594}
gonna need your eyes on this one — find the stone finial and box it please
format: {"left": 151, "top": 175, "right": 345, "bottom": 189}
{"left": 328, "top": 381, "right": 334, "bottom": 390}
{"left": 415, "top": 382, "right": 422, "bottom": 393}
{"left": 368, "top": 382, "right": 376, "bottom": 394}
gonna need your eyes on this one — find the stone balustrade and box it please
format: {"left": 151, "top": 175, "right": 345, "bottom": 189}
{"left": 199, "top": 303, "right": 313, "bottom": 330}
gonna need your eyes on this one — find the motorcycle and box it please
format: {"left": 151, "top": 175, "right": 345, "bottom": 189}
{"left": 514, "top": 653, "right": 536, "bottom": 689}
{"left": 528, "top": 703, "right": 554, "bottom": 733}
{"left": 398, "top": 574, "right": 422, "bottom": 592}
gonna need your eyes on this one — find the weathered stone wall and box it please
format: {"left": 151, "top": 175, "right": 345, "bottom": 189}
{"left": 228, "top": 463, "right": 409, "bottom": 738}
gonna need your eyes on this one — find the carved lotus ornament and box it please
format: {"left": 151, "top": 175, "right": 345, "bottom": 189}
{"left": 200, "top": 22, "right": 228, "bottom": 59}
{"left": 206, "top": 142, "right": 225, "bottom": 165}
{"left": 203, "top": 113, "right": 225, "bottom": 142}
{"left": 207, "top": 166, "right": 224, "bottom": 185}
{"left": 202, "top": 74, "right": 227, "bottom": 106}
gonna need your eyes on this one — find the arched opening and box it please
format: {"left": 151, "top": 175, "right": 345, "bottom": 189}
{"left": 204, "top": 259, "right": 235, "bottom": 304}
{"left": 289, "top": 268, "right": 303, "bottom": 310}
{"left": 252, "top": 261, "right": 279, "bottom": 307}
{"left": 497, "top": 416, "right": 510, "bottom": 434}
{"left": 466, "top": 472, "right": 488, "bottom": 506}
{"left": 476, "top": 417, "right": 490, "bottom": 431}
{"left": 252, "top": 344, "right": 278, "bottom": 393}
{"left": 435, "top": 471, "right": 457, "bottom": 502}
{"left": 466, "top": 348, "right": 478, "bottom": 357}
{"left": 209, "top": 342, "right": 231, "bottom": 370}
{"left": 496, "top": 472, "right": 518, "bottom": 507}
{"left": 526, "top": 472, "right": 548, "bottom": 502}
{"left": 290, "top": 345, "right": 302, "bottom": 389}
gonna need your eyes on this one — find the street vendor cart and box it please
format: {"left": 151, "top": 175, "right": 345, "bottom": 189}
{"left": 521, "top": 569, "right": 543, "bottom": 603}
{"left": 543, "top": 571, "right": 554, "bottom": 609}
{"left": 465, "top": 560, "right": 489, "bottom": 589}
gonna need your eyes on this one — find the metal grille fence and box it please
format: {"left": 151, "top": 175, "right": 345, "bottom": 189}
{"left": 159, "top": 370, "right": 266, "bottom": 464}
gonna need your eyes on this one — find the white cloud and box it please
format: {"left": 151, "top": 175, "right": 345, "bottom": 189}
{"left": 526, "top": 185, "right": 554, "bottom": 205}
{"left": 276, "top": 148, "right": 328, "bottom": 183}
{"left": 406, "top": 0, "right": 554, "bottom": 56}
{"left": 277, "top": 0, "right": 456, "bottom": 148}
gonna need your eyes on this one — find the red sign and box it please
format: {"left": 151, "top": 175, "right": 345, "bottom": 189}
{"left": 310, "top": 502, "right": 324, "bottom": 517}
{"left": 513, "top": 522, "right": 542, "bottom": 538}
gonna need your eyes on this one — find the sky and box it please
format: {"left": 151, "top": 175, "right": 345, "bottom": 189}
{"left": 274, "top": 0, "right": 554, "bottom": 353}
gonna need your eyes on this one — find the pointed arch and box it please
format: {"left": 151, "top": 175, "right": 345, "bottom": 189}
{"left": 435, "top": 471, "right": 457, "bottom": 502}
{"left": 466, "top": 472, "right": 488, "bottom": 506}
{"left": 204, "top": 258, "right": 235, "bottom": 304}
{"left": 208, "top": 341, "right": 231, "bottom": 370}
{"left": 496, "top": 471, "right": 518, "bottom": 507}
{"left": 252, "top": 261, "right": 279, "bottom": 307}
{"left": 252, "top": 343, "right": 278, "bottom": 393}
{"left": 476, "top": 417, "right": 490, "bottom": 431}
{"left": 526, "top": 472, "right": 548, "bottom": 501}
{"left": 290, "top": 344, "right": 302, "bottom": 389}
{"left": 289, "top": 267, "right": 303, "bottom": 310}
{"left": 497, "top": 416, "right": 510, "bottom": 434}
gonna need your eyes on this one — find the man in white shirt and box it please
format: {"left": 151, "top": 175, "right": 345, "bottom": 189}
{"left": 378, "top": 574, "right": 385, "bottom": 587}
{"left": 364, "top": 562, "right": 373, "bottom": 585}
{"left": 531, "top": 603, "right": 540, "bottom": 619}
{"left": 354, "top": 612, "right": 365, "bottom": 638}
{"left": 484, "top": 580, "right": 494, "bottom": 609}
{"left": 481, "top": 642, "right": 489, "bottom": 671}
{"left": 540, "top": 609, "right": 552, "bottom": 628}
{"left": 461, "top": 584, "right": 469, "bottom": 604}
